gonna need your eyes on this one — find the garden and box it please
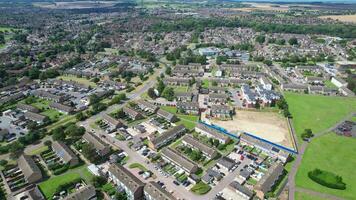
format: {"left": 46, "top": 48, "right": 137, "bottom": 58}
{"left": 40, "top": 149, "right": 70, "bottom": 175}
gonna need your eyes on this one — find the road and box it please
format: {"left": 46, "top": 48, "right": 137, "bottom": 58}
{"left": 288, "top": 112, "right": 355, "bottom": 200}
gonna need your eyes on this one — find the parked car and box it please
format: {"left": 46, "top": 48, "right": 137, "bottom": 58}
{"left": 173, "top": 180, "right": 180, "bottom": 186}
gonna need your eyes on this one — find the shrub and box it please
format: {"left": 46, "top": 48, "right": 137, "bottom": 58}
{"left": 55, "top": 178, "right": 82, "bottom": 194}
{"left": 308, "top": 169, "right": 346, "bottom": 190}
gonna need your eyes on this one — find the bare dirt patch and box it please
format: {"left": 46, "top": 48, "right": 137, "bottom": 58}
{"left": 319, "top": 15, "right": 356, "bottom": 23}
{"left": 211, "top": 109, "right": 295, "bottom": 149}
{"left": 229, "top": 3, "right": 289, "bottom": 12}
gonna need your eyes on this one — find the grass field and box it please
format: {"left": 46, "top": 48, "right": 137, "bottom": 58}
{"left": 295, "top": 134, "right": 356, "bottom": 199}
{"left": 284, "top": 92, "right": 356, "bottom": 143}
{"left": 190, "top": 182, "right": 211, "bottom": 195}
{"left": 57, "top": 75, "right": 96, "bottom": 87}
{"left": 319, "top": 14, "right": 356, "bottom": 23}
{"left": 128, "top": 163, "right": 147, "bottom": 171}
{"left": 41, "top": 109, "right": 64, "bottom": 121}
{"left": 39, "top": 172, "right": 81, "bottom": 199}
{"left": 161, "top": 106, "right": 199, "bottom": 129}
{"left": 47, "top": 115, "right": 76, "bottom": 130}
{"left": 295, "top": 191, "right": 326, "bottom": 200}
{"left": 172, "top": 86, "right": 189, "bottom": 93}
{"left": 29, "top": 145, "right": 48, "bottom": 155}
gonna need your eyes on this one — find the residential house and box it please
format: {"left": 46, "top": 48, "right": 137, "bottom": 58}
{"left": 163, "top": 78, "right": 191, "bottom": 86}
{"left": 210, "top": 105, "right": 232, "bottom": 119}
{"left": 280, "top": 83, "right": 308, "bottom": 92}
{"left": 221, "top": 181, "right": 254, "bottom": 200}
{"left": 216, "top": 156, "right": 236, "bottom": 172}
{"left": 259, "top": 76, "right": 272, "bottom": 90}
{"left": 208, "top": 93, "right": 228, "bottom": 104}
{"left": 175, "top": 92, "right": 193, "bottom": 102}
{"left": 102, "top": 113, "right": 124, "bottom": 128}
{"left": 24, "top": 112, "right": 47, "bottom": 125}
{"left": 176, "top": 102, "right": 199, "bottom": 115}
{"left": 17, "top": 103, "right": 40, "bottom": 113}
{"left": 17, "top": 155, "right": 43, "bottom": 184}
{"left": 161, "top": 147, "right": 198, "bottom": 174}
{"left": 331, "top": 77, "right": 347, "bottom": 88}
{"left": 156, "top": 109, "right": 177, "bottom": 122}
{"left": 123, "top": 107, "right": 143, "bottom": 120}
{"left": 144, "top": 181, "right": 177, "bottom": 200}
{"left": 136, "top": 100, "right": 158, "bottom": 113}
{"left": 52, "top": 141, "right": 79, "bottom": 167}
{"left": 49, "top": 102, "right": 74, "bottom": 114}
{"left": 32, "top": 90, "right": 67, "bottom": 102}
{"left": 148, "top": 125, "right": 186, "bottom": 150}
{"left": 107, "top": 163, "right": 145, "bottom": 200}
{"left": 241, "top": 85, "right": 257, "bottom": 108}
{"left": 195, "top": 123, "right": 231, "bottom": 144}
{"left": 339, "top": 86, "right": 355, "bottom": 97}
{"left": 83, "top": 132, "right": 111, "bottom": 156}
{"left": 63, "top": 185, "right": 96, "bottom": 200}
{"left": 255, "top": 162, "right": 284, "bottom": 199}
{"left": 182, "top": 135, "right": 218, "bottom": 159}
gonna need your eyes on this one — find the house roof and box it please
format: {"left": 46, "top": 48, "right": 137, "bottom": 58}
{"left": 217, "top": 156, "right": 236, "bottom": 170}
{"left": 161, "top": 147, "right": 197, "bottom": 173}
{"left": 17, "top": 155, "right": 42, "bottom": 182}
{"left": 63, "top": 185, "right": 96, "bottom": 200}
{"left": 229, "top": 181, "right": 253, "bottom": 198}
{"left": 49, "top": 102, "right": 74, "bottom": 113}
{"left": 144, "top": 181, "right": 177, "bottom": 200}
{"left": 123, "top": 106, "right": 141, "bottom": 117}
{"left": 17, "top": 103, "right": 40, "bottom": 113}
{"left": 137, "top": 99, "right": 158, "bottom": 111}
{"left": 52, "top": 141, "right": 78, "bottom": 164}
{"left": 157, "top": 109, "right": 176, "bottom": 121}
{"left": 256, "top": 162, "right": 284, "bottom": 193}
{"left": 83, "top": 132, "right": 109, "bottom": 153}
{"left": 108, "top": 163, "right": 145, "bottom": 193}
{"left": 195, "top": 123, "right": 230, "bottom": 142}
{"left": 182, "top": 135, "right": 217, "bottom": 157}
{"left": 24, "top": 111, "right": 46, "bottom": 122}
{"left": 150, "top": 125, "right": 186, "bottom": 146}
{"left": 102, "top": 113, "right": 123, "bottom": 127}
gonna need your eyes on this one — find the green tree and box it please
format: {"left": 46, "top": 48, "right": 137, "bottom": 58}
{"left": 255, "top": 35, "right": 265, "bottom": 44}
{"left": 288, "top": 37, "right": 298, "bottom": 45}
{"left": 156, "top": 80, "right": 165, "bottom": 95}
{"left": 147, "top": 88, "right": 157, "bottom": 99}
{"left": 162, "top": 87, "right": 175, "bottom": 101}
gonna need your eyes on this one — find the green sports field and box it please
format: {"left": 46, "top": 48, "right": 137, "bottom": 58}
{"left": 284, "top": 92, "right": 356, "bottom": 143}
{"left": 295, "top": 134, "right": 356, "bottom": 199}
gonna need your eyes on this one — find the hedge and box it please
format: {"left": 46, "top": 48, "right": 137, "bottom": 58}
{"left": 308, "top": 169, "right": 346, "bottom": 190}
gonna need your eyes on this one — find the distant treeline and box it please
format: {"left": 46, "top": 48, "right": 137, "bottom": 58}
{"left": 151, "top": 17, "right": 356, "bottom": 38}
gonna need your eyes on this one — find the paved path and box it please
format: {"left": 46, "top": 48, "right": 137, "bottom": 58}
{"left": 288, "top": 112, "right": 355, "bottom": 200}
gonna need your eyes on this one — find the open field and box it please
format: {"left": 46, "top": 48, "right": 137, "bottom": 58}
{"left": 295, "top": 134, "right": 356, "bottom": 199}
{"left": 211, "top": 109, "right": 294, "bottom": 149}
{"left": 319, "top": 14, "right": 356, "bottom": 23}
{"left": 229, "top": 2, "right": 289, "bottom": 12}
{"left": 39, "top": 172, "right": 81, "bottom": 199}
{"left": 57, "top": 75, "right": 96, "bottom": 87}
{"left": 285, "top": 92, "right": 356, "bottom": 143}
{"left": 295, "top": 191, "right": 326, "bottom": 200}
{"left": 33, "top": 1, "right": 117, "bottom": 9}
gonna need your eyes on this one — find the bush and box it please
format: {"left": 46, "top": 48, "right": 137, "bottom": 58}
{"left": 55, "top": 178, "right": 82, "bottom": 194}
{"left": 308, "top": 169, "right": 346, "bottom": 190}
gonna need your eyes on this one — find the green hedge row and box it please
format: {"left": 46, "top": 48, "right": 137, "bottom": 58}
{"left": 308, "top": 169, "right": 346, "bottom": 190}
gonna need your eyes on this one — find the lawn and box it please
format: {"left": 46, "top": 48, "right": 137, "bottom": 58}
{"left": 29, "top": 145, "right": 48, "bottom": 155}
{"left": 295, "top": 133, "right": 356, "bottom": 199}
{"left": 41, "top": 109, "right": 64, "bottom": 121}
{"left": 190, "top": 182, "right": 211, "bottom": 195}
{"left": 39, "top": 172, "right": 81, "bottom": 199}
{"left": 201, "top": 79, "right": 210, "bottom": 89}
{"left": 295, "top": 191, "right": 326, "bottom": 200}
{"left": 128, "top": 163, "right": 147, "bottom": 171}
{"left": 57, "top": 75, "right": 96, "bottom": 87}
{"left": 47, "top": 115, "right": 77, "bottom": 130}
{"left": 161, "top": 106, "right": 199, "bottom": 130}
{"left": 284, "top": 92, "right": 356, "bottom": 143}
{"left": 172, "top": 86, "right": 189, "bottom": 93}
{"left": 30, "top": 99, "right": 51, "bottom": 110}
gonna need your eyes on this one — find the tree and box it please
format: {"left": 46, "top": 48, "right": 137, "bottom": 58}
{"left": 91, "top": 176, "right": 107, "bottom": 188}
{"left": 44, "top": 140, "right": 52, "bottom": 148}
{"left": 147, "top": 88, "right": 157, "bottom": 99}
{"left": 255, "top": 101, "right": 260, "bottom": 109}
{"left": 162, "top": 87, "right": 174, "bottom": 101}
{"left": 91, "top": 77, "right": 100, "bottom": 83}
{"left": 165, "top": 66, "right": 172, "bottom": 76}
{"left": 263, "top": 60, "right": 273, "bottom": 66}
{"left": 8, "top": 141, "right": 24, "bottom": 158}
{"left": 28, "top": 67, "right": 40, "bottom": 79}
{"left": 0, "top": 159, "right": 8, "bottom": 166}
{"left": 82, "top": 143, "right": 98, "bottom": 162}
{"left": 65, "top": 124, "right": 85, "bottom": 138}
{"left": 212, "top": 81, "right": 218, "bottom": 86}
{"left": 301, "top": 129, "right": 313, "bottom": 140}
{"left": 0, "top": 34, "right": 5, "bottom": 44}
{"left": 76, "top": 112, "right": 87, "bottom": 121}
{"left": 255, "top": 35, "right": 265, "bottom": 44}
{"left": 288, "top": 37, "right": 298, "bottom": 45}
{"left": 115, "top": 192, "right": 127, "bottom": 200}
{"left": 156, "top": 80, "right": 165, "bottom": 95}
{"left": 53, "top": 130, "right": 66, "bottom": 141}
{"left": 89, "top": 94, "right": 100, "bottom": 105}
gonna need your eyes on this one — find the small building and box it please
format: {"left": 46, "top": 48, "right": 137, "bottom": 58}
{"left": 331, "top": 77, "right": 347, "bottom": 88}
{"left": 175, "top": 92, "right": 193, "bottom": 102}
{"left": 208, "top": 93, "right": 228, "bottom": 104}
{"left": 221, "top": 181, "right": 254, "bottom": 200}
{"left": 280, "top": 83, "right": 308, "bottom": 92}
{"left": 107, "top": 163, "right": 145, "bottom": 200}
{"left": 52, "top": 141, "right": 79, "bottom": 167}
{"left": 17, "top": 154, "right": 43, "bottom": 184}
{"left": 259, "top": 76, "right": 272, "bottom": 90}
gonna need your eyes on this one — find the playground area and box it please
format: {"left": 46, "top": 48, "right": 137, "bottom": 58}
{"left": 211, "top": 109, "right": 296, "bottom": 150}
